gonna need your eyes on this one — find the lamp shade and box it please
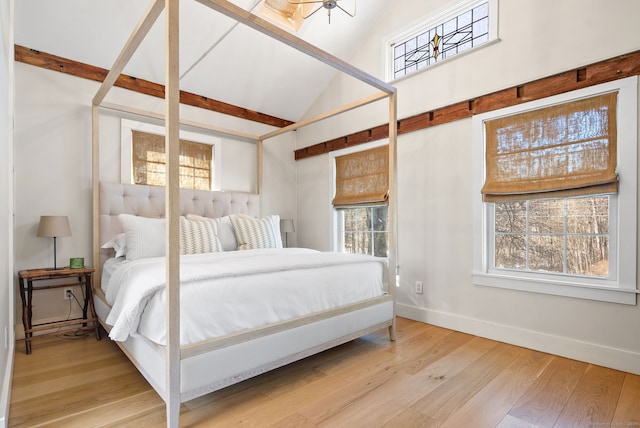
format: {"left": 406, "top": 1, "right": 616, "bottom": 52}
{"left": 280, "top": 219, "right": 295, "bottom": 233}
{"left": 37, "top": 216, "right": 71, "bottom": 238}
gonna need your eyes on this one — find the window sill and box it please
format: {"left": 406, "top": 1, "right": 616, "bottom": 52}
{"left": 472, "top": 271, "right": 637, "bottom": 305}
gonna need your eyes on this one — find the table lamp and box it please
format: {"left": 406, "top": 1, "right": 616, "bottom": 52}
{"left": 37, "top": 215, "right": 71, "bottom": 270}
{"left": 280, "top": 219, "right": 295, "bottom": 248}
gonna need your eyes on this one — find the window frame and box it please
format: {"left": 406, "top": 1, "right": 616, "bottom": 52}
{"left": 121, "top": 119, "right": 222, "bottom": 190}
{"left": 337, "top": 205, "right": 389, "bottom": 257}
{"left": 383, "top": 0, "right": 499, "bottom": 82}
{"left": 488, "top": 196, "right": 618, "bottom": 279}
{"left": 472, "top": 77, "right": 638, "bottom": 305}
{"left": 331, "top": 141, "right": 389, "bottom": 256}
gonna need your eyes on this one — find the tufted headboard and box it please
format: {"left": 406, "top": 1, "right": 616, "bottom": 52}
{"left": 99, "top": 182, "right": 260, "bottom": 269}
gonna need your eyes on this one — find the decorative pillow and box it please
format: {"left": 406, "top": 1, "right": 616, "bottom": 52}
{"left": 101, "top": 233, "right": 127, "bottom": 258}
{"left": 186, "top": 214, "right": 238, "bottom": 251}
{"left": 179, "top": 216, "right": 223, "bottom": 254}
{"left": 117, "top": 214, "right": 166, "bottom": 261}
{"left": 230, "top": 214, "right": 283, "bottom": 250}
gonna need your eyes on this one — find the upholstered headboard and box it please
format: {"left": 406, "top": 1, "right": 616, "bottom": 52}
{"left": 99, "top": 182, "right": 260, "bottom": 268}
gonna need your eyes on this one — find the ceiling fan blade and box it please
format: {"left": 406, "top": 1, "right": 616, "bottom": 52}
{"left": 336, "top": 2, "right": 356, "bottom": 18}
{"left": 301, "top": 3, "right": 324, "bottom": 19}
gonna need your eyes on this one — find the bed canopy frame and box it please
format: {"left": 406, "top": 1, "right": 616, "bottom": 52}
{"left": 91, "top": 0, "right": 397, "bottom": 425}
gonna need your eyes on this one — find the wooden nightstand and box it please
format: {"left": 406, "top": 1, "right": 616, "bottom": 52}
{"left": 17, "top": 267, "right": 101, "bottom": 354}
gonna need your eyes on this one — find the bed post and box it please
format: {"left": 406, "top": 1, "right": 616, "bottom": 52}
{"left": 92, "top": 104, "right": 100, "bottom": 291}
{"left": 257, "top": 138, "right": 263, "bottom": 196}
{"left": 165, "top": 0, "right": 181, "bottom": 426}
{"left": 388, "top": 90, "right": 398, "bottom": 341}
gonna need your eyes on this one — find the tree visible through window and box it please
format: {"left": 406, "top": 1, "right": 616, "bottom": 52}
{"left": 334, "top": 145, "right": 390, "bottom": 258}
{"left": 342, "top": 206, "right": 389, "bottom": 257}
{"left": 494, "top": 196, "right": 609, "bottom": 277}
{"left": 132, "top": 130, "right": 213, "bottom": 190}
{"left": 484, "top": 92, "right": 617, "bottom": 280}
{"left": 473, "top": 77, "right": 637, "bottom": 303}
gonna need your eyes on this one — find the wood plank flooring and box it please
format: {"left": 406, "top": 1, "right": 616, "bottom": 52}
{"left": 9, "top": 318, "right": 640, "bottom": 427}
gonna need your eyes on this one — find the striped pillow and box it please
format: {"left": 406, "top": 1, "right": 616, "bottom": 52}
{"left": 179, "top": 216, "right": 223, "bottom": 254}
{"left": 186, "top": 214, "right": 238, "bottom": 251}
{"left": 230, "top": 214, "right": 282, "bottom": 250}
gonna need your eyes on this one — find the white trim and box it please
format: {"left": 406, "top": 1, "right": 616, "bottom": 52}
{"left": 0, "top": 343, "right": 13, "bottom": 428}
{"left": 472, "top": 77, "right": 638, "bottom": 304}
{"left": 120, "top": 119, "right": 223, "bottom": 191}
{"left": 0, "top": 0, "right": 14, "bottom": 424}
{"left": 396, "top": 303, "right": 640, "bottom": 376}
{"left": 383, "top": 0, "right": 499, "bottom": 82}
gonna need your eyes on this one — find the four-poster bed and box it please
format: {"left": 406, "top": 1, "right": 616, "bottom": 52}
{"left": 91, "top": 0, "right": 398, "bottom": 426}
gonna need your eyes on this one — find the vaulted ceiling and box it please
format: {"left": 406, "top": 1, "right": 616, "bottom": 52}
{"left": 15, "top": 0, "right": 392, "bottom": 123}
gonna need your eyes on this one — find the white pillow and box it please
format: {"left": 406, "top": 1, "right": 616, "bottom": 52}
{"left": 179, "top": 216, "right": 223, "bottom": 254}
{"left": 101, "top": 233, "right": 127, "bottom": 258}
{"left": 230, "top": 214, "right": 283, "bottom": 250}
{"left": 117, "top": 214, "right": 166, "bottom": 261}
{"left": 186, "top": 214, "right": 238, "bottom": 251}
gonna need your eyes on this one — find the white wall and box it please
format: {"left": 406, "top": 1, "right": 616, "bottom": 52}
{"left": 296, "top": 0, "right": 640, "bottom": 374}
{"left": 13, "top": 64, "right": 297, "bottom": 331}
{"left": 0, "top": 0, "right": 13, "bottom": 425}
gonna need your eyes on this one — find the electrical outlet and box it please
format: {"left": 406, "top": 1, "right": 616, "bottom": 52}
{"left": 415, "top": 281, "right": 423, "bottom": 294}
{"left": 64, "top": 288, "right": 73, "bottom": 300}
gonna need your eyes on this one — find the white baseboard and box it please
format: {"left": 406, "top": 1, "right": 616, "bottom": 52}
{"left": 0, "top": 341, "right": 14, "bottom": 428}
{"left": 396, "top": 303, "right": 640, "bottom": 376}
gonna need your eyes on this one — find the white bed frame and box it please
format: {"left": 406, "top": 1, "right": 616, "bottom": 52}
{"left": 95, "top": 182, "right": 395, "bottom": 402}
{"left": 91, "top": 1, "right": 398, "bottom": 426}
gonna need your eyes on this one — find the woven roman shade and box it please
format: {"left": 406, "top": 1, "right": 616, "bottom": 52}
{"left": 482, "top": 92, "right": 618, "bottom": 202}
{"left": 333, "top": 145, "right": 389, "bottom": 208}
{"left": 132, "top": 130, "right": 212, "bottom": 190}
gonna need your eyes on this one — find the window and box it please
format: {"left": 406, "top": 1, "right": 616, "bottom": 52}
{"left": 340, "top": 206, "right": 389, "bottom": 257}
{"left": 472, "top": 77, "right": 637, "bottom": 304}
{"left": 132, "top": 130, "right": 212, "bottom": 190}
{"left": 333, "top": 145, "right": 389, "bottom": 258}
{"left": 385, "top": 0, "right": 498, "bottom": 81}
{"left": 120, "top": 119, "right": 222, "bottom": 191}
{"left": 493, "top": 196, "right": 611, "bottom": 277}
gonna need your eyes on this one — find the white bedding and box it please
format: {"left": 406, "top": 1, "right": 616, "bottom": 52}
{"left": 104, "top": 248, "right": 388, "bottom": 346}
{"left": 101, "top": 256, "right": 126, "bottom": 294}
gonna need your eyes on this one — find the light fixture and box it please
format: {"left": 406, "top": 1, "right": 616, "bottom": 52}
{"left": 280, "top": 219, "right": 295, "bottom": 248}
{"left": 37, "top": 216, "right": 71, "bottom": 270}
{"left": 288, "top": 0, "right": 356, "bottom": 23}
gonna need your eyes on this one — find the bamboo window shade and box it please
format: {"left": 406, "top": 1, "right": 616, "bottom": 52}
{"left": 481, "top": 92, "right": 618, "bottom": 202}
{"left": 333, "top": 145, "right": 389, "bottom": 207}
{"left": 132, "top": 130, "right": 212, "bottom": 190}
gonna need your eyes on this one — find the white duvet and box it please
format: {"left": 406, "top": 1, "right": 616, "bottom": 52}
{"left": 104, "top": 248, "right": 388, "bottom": 345}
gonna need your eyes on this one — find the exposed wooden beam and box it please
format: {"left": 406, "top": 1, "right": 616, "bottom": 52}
{"left": 295, "top": 48, "right": 640, "bottom": 160}
{"left": 14, "top": 44, "right": 293, "bottom": 128}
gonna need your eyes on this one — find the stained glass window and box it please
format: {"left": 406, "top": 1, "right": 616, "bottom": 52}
{"left": 389, "top": 0, "right": 494, "bottom": 80}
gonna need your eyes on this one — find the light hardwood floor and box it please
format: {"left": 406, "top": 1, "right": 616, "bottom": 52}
{"left": 9, "top": 318, "right": 640, "bottom": 427}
